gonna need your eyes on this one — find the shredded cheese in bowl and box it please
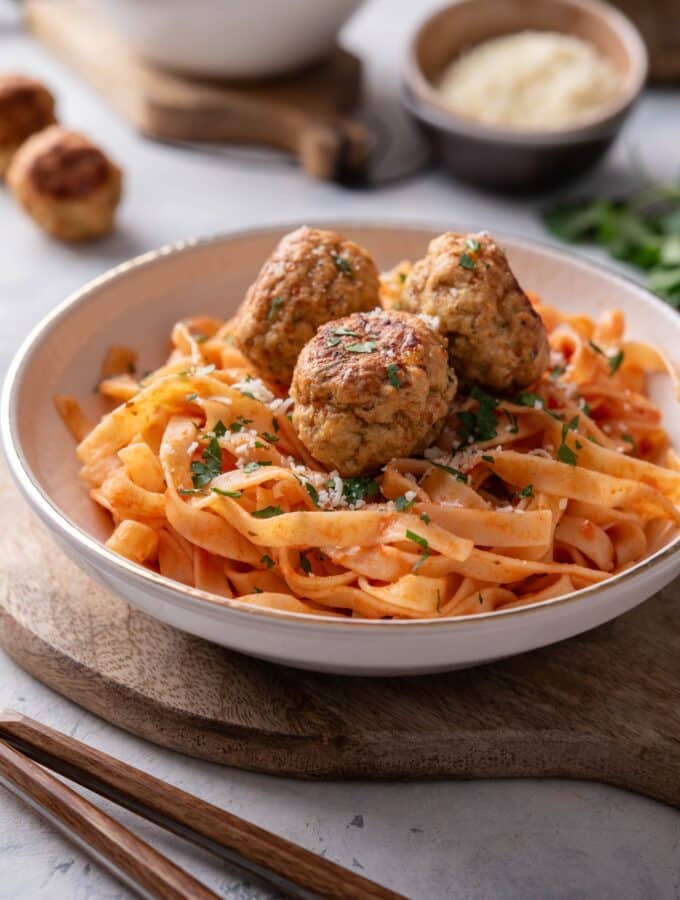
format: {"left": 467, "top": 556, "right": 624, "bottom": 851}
{"left": 437, "top": 30, "right": 620, "bottom": 131}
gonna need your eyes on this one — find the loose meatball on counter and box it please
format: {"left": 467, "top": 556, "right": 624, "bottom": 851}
{"left": 234, "top": 226, "right": 380, "bottom": 386}
{"left": 0, "top": 74, "right": 56, "bottom": 176}
{"left": 291, "top": 309, "right": 457, "bottom": 476}
{"left": 401, "top": 232, "right": 549, "bottom": 393}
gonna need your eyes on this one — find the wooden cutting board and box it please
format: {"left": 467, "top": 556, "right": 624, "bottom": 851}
{"left": 1, "top": 459, "right": 680, "bottom": 803}
{"left": 24, "top": 0, "right": 369, "bottom": 183}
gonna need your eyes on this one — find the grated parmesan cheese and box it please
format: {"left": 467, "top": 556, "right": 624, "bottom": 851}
{"left": 437, "top": 31, "right": 620, "bottom": 131}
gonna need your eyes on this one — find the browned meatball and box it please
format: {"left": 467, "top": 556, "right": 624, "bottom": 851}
{"left": 233, "top": 226, "right": 379, "bottom": 385}
{"left": 401, "top": 232, "right": 549, "bottom": 392}
{"left": 0, "top": 75, "right": 56, "bottom": 176}
{"left": 291, "top": 309, "right": 457, "bottom": 476}
{"left": 7, "top": 126, "right": 122, "bottom": 241}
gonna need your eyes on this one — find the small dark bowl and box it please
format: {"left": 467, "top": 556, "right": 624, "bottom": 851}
{"left": 402, "top": 0, "right": 648, "bottom": 192}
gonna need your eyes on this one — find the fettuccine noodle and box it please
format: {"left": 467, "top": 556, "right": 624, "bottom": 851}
{"left": 56, "top": 294, "right": 680, "bottom": 620}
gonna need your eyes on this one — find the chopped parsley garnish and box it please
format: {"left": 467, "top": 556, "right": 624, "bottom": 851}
{"left": 550, "top": 365, "right": 566, "bottom": 380}
{"left": 212, "top": 487, "right": 242, "bottom": 498}
{"left": 622, "top": 433, "right": 637, "bottom": 452}
{"left": 268, "top": 296, "right": 285, "bottom": 321}
{"left": 481, "top": 455, "right": 495, "bottom": 463}
{"left": 262, "top": 432, "right": 279, "bottom": 443}
{"left": 518, "top": 484, "right": 534, "bottom": 498}
{"left": 213, "top": 420, "right": 227, "bottom": 437}
{"left": 228, "top": 415, "right": 252, "bottom": 433}
{"left": 252, "top": 587, "right": 263, "bottom": 594}
{"left": 299, "top": 551, "right": 312, "bottom": 575}
{"left": 332, "top": 327, "right": 359, "bottom": 337}
{"left": 608, "top": 349, "right": 624, "bottom": 374}
{"left": 260, "top": 554, "right": 275, "bottom": 569}
{"left": 504, "top": 410, "right": 519, "bottom": 434}
{"left": 194, "top": 333, "right": 207, "bottom": 344}
{"left": 419, "top": 512, "right": 431, "bottom": 524}
{"left": 331, "top": 253, "right": 353, "bottom": 277}
{"left": 386, "top": 364, "right": 402, "bottom": 389}
{"left": 243, "top": 460, "right": 273, "bottom": 473}
{"left": 179, "top": 487, "right": 205, "bottom": 496}
{"left": 252, "top": 505, "right": 283, "bottom": 518}
{"left": 304, "top": 482, "right": 320, "bottom": 506}
{"left": 196, "top": 363, "right": 215, "bottom": 376}
{"left": 566, "top": 415, "right": 580, "bottom": 431}
{"left": 459, "top": 252, "right": 476, "bottom": 270}
{"left": 342, "top": 477, "right": 380, "bottom": 505}
{"left": 239, "top": 391, "right": 258, "bottom": 401}
{"left": 589, "top": 340, "right": 605, "bottom": 356}
{"left": 466, "top": 237, "right": 481, "bottom": 253}
{"left": 190, "top": 436, "right": 223, "bottom": 487}
{"left": 516, "top": 391, "right": 543, "bottom": 408}
{"left": 395, "top": 494, "right": 416, "bottom": 512}
{"left": 272, "top": 417, "right": 280, "bottom": 433}
{"left": 254, "top": 441, "right": 266, "bottom": 449}
{"left": 398, "top": 271, "right": 407, "bottom": 284}
{"left": 185, "top": 392, "right": 198, "bottom": 402}
{"left": 327, "top": 336, "right": 342, "bottom": 347}
{"left": 587, "top": 435, "right": 599, "bottom": 444}
{"left": 457, "top": 386, "right": 499, "bottom": 443}
{"left": 557, "top": 424, "right": 578, "bottom": 465}
{"left": 433, "top": 462, "right": 468, "bottom": 483}
{"left": 346, "top": 341, "right": 377, "bottom": 354}
{"left": 405, "top": 530, "right": 430, "bottom": 572}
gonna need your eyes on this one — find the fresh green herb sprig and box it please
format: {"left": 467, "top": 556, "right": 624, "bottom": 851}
{"left": 544, "top": 183, "right": 680, "bottom": 309}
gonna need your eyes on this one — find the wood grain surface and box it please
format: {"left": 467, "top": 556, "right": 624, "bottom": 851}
{"left": 1, "top": 461, "right": 680, "bottom": 802}
{"left": 25, "top": 1, "right": 369, "bottom": 182}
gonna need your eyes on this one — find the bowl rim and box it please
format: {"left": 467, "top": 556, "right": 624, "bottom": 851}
{"left": 403, "top": 0, "right": 649, "bottom": 146}
{"left": 2, "top": 218, "right": 679, "bottom": 632}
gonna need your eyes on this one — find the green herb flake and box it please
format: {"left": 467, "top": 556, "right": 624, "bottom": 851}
{"left": 457, "top": 386, "right": 499, "bottom": 443}
{"left": 262, "top": 432, "right": 279, "bottom": 443}
{"left": 589, "top": 340, "right": 605, "bottom": 357}
{"left": 466, "top": 237, "right": 482, "bottom": 253}
{"left": 481, "top": 454, "right": 495, "bottom": 463}
{"left": 179, "top": 487, "right": 206, "bottom": 496}
{"left": 211, "top": 487, "right": 242, "bottom": 498}
{"left": 304, "top": 482, "right": 320, "bottom": 507}
{"left": 556, "top": 425, "right": 578, "bottom": 466}
{"left": 327, "top": 336, "right": 342, "bottom": 348}
{"left": 420, "top": 512, "right": 431, "bottom": 524}
{"left": 299, "top": 551, "right": 312, "bottom": 576}
{"left": 260, "top": 554, "right": 275, "bottom": 569}
{"left": 342, "top": 477, "right": 380, "bottom": 506}
{"left": 395, "top": 494, "right": 416, "bottom": 512}
{"left": 185, "top": 392, "right": 198, "bottom": 402}
{"left": 252, "top": 505, "right": 283, "bottom": 518}
{"left": 504, "top": 410, "right": 519, "bottom": 434}
{"left": 243, "top": 460, "right": 273, "bottom": 474}
{"left": 213, "top": 420, "right": 227, "bottom": 437}
{"left": 228, "top": 415, "right": 253, "bottom": 433}
{"left": 331, "top": 254, "right": 353, "bottom": 277}
{"left": 433, "top": 462, "right": 468, "bottom": 483}
{"left": 516, "top": 391, "right": 543, "bottom": 409}
{"left": 190, "top": 436, "right": 223, "bottom": 487}
{"left": 518, "top": 484, "right": 534, "bottom": 498}
{"left": 550, "top": 365, "right": 566, "bottom": 380}
{"left": 459, "top": 252, "right": 476, "bottom": 270}
{"left": 622, "top": 433, "right": 637, "bottom": 452}
{"left": 398, "top": 271, "right": 407, "bottom": 284}
{"left": 387, "top": 364, "right": 402, "bottom": 389}
{"left": 405, "top": 529, "right": 430, "bottom": 572}
{"left": 252, "top": 587, "right": 264, "bottom": 594}
{"left": 346, "top": 341, "right": 377, "bottom": 354}
{"left": 608, "top": 349, "right": 624, "bottom": 375}
{"left": 272, "top": 417, "right": 280, "bottom": 433}
{"left": 268, "top": 296, "right": 285, "bottom": 321}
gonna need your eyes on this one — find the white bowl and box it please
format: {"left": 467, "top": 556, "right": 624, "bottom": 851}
{"left": 90, "top": 0, "right": 364, "bottom": 79}
{"left": 2, "top": 223, "right": 679, "bottom": 675}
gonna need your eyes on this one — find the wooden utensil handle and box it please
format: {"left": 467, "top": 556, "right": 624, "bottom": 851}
{"left": 0, "top": 711, "right": 403, "bottom": 900}
{"left": 0, "top": 738, "right": 219, "bottom": 900}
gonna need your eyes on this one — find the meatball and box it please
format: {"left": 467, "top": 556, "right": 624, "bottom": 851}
{"left": 401, "top": 232, "right": 549, "bottom": 392}
{"left": 7, "top": 125, "right": 122, "bottom": 241}
{"left": 234, "top": 226, "right": 379, "bottom": 385}
{"left": 291, "top": 309, "right": 457, "bottom": 476}
{"left": 0, "top": 74, "right": 56, "bottom": 176}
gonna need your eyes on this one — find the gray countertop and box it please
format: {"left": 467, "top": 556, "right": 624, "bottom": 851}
{"left": 1, "top": 1, "right": 679, "bottom": 897}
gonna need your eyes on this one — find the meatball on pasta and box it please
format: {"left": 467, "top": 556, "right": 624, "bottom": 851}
{"left": 0, "top": 74, "right": 56, "bottom": 176}
{"left": 7, "top": 125, "right": 122, "bottom": 241}
{"left": 291, "top": 309, "right": 457, "bottom": 476}
{"left": 234, "top": 226, "right": 379, "bottom": 386}
{"left": 401, "top": 232, "right": 549, "bottom": 392}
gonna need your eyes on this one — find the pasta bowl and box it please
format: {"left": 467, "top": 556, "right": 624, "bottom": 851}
{"left": 2, "top": 222, "right": 680, "bottom": 675}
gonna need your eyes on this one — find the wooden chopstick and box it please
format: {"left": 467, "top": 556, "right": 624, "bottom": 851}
{"left": 0, "top": 738, "right": 220, "bottom": 900}
{"left": 0, "top": 710, "right": 404, "bottom": 900}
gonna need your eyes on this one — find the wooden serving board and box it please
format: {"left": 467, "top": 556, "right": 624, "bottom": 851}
{"left": 2, "top": 459, "right": 680, "bottom": 802}
{"left": 25, "top": 1, "right": 369, "bottom": 182}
